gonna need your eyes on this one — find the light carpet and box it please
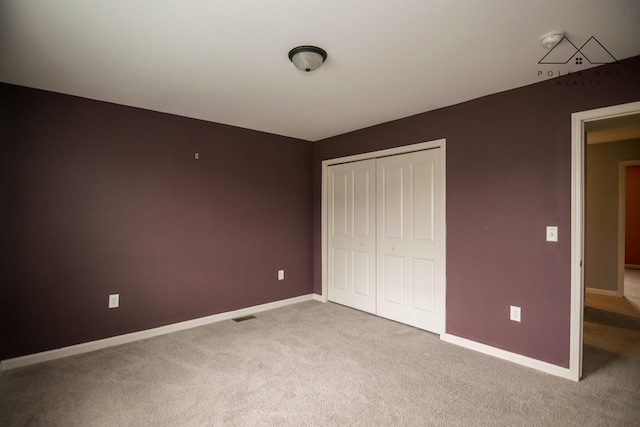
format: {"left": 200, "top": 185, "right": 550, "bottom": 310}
{"left": 1, "top": 298, "right": 639, "bottom": 426}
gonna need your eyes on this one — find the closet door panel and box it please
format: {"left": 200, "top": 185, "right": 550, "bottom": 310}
{"left": 377, "top": 149, "right": 442, "bottom": 333}
{"left": 328, "top": 160, "right": 376, "bottom": 314}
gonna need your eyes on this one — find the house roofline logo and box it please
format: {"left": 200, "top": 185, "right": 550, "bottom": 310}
{"left": 539, "top": 35, "right": 618, "bottom": 65}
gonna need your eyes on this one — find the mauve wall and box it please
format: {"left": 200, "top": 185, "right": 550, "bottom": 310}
{"left": 0, "top": 84, "right": 313, "bottom": 360}
{"left": 313, "top": 56, "right": 640, "bottom": 368}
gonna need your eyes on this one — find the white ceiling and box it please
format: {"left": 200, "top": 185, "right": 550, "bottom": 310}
{"left": 2, "top": 1, "right": 639, "bottom": 141}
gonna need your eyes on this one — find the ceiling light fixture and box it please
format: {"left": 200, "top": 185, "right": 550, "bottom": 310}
{"left": 540, "top": 31, "right": 565, "bottom": 49}
{"left": 288, "top": 46, "right": 327, "bottom": 72}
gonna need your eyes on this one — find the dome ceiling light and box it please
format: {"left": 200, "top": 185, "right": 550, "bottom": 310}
{"left": 288, "top": 46, "right": 327, "bottom": 72}
{"left": 540, "top": 31, "right": 566, "bottom": 49}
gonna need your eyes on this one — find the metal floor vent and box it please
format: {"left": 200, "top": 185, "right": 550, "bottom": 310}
{"left": 232, "top": 315, "right": 256, "bottom": 323}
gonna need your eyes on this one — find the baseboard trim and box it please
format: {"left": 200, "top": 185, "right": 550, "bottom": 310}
{"left": 313, "top": 293, "right": 327, "bottom": 302}
{"left": 625, "top": 264, "right": 640, "bottom": 270}
{"left": 586, "top": 287, "right": 622, "bottom": 297}
{"left": 0, "top": 294, "right": 315, "bottom": 371}
{"left": 441, "top": 333, "right": 574, "bottom": 381}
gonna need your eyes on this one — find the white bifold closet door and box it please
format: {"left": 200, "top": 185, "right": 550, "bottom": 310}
{"left": 328, "top": 148, "right": 443, "bottom": 334}
{"left": 328, "top": 159, "right": 376, "bottom": 314}
{"left": 376, "top": 149, "right": 442, "bottom": 332}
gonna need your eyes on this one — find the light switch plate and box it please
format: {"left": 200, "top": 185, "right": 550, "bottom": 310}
{"left": 278, "top": 270, "right": 284, "bottom": 281}
{"left": 109, "top": 294, "right": 119, "bottom": 308}
{"left": 546, "top": 226, "right": 558, "bottom": 242}
{"left": 510, "top": 305, "right": 521, "bottom": 322}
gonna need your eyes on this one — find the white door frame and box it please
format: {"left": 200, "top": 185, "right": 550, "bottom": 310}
{"left": 570, "top": 100, "right": 640, "bottom": 381}
{"left": 321, "top": 139, "right": 446, "bottom": 332}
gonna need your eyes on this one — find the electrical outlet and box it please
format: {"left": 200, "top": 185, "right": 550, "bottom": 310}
{"left": 109, "top": 294, "right": 119, "bottom": 309}
{"left": 510, "top": 305, "right": 521, "bottom": 322}
{"left": 278, "top": 270, "right": 285, "bottom": 281}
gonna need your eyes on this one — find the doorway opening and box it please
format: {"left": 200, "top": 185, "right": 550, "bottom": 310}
{"left": 572, "top": 102, "right": 640, "bottom": 381}
{"left": 621, "top": 163, "right": 640, "bottom": 299}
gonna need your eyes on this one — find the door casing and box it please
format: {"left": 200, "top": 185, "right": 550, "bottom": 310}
{"left": 570, "top": 100, "right": 640, "bottom": 381}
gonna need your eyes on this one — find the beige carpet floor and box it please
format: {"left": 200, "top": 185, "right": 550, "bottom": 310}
{"left": 1, "top": 285, "right": 639, "bottom": 426}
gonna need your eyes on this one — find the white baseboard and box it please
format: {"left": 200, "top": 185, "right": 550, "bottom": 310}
{"left": 0, "top": 294, "right": 316, "bottom": 371}
{"left": 313, "top": 293, "right": 327, "bottom": 302}
{"left": 441, "top": 333, "right": 574, "bottom": 381}
{"left": 586, "top": 287, "right": 623, "bottom": 297}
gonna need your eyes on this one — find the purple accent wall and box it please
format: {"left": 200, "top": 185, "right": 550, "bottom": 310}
{"left": 313, "top": 56, "right": 640, "bottom": 368}
{"left": 0, "top": 84, "right": 313, "bottom": 360}
{"left": 2, "top": 57, "right": 640, "bottom": 367}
